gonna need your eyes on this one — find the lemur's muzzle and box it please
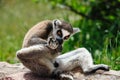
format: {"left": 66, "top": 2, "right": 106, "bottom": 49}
{"left": 56, "top": 38, "right": 63, "bottom": 45}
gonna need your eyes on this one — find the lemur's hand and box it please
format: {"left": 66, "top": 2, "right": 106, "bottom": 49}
{"left": 47, "top": 37, "right": 59, "bottom": 49}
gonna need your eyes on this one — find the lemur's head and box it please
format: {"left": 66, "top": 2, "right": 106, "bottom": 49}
{"left": 52, "top": 19, "right": 80, "bottom": 45}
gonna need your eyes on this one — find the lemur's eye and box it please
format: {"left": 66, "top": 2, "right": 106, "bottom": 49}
{"left": 64, "top": 35, "right": 70, "bottom": 40}
{"left": 57, "top": 30, "right": 63, "bottom": 37}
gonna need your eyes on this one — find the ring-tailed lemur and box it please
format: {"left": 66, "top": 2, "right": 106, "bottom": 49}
{"left": 16, "top": 19, "right": 109, "bottom": 80}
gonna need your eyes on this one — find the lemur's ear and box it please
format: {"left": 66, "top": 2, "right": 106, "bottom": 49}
{"left": 72, "top": 28, "right": 80, "bottom": 35}
{"left": 52, "top": 19, "right": 61, "bottom": 29}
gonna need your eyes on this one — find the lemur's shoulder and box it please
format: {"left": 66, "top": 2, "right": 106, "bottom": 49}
{"left": 27, "top": 20, "right": 52, "bottom": 34}
{"left": 22, "top": 20, "right": 53, "bottom": 47}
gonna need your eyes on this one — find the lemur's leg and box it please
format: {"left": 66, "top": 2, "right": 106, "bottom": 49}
{"left": 83, "top": 64, "right": 109, "bottom": 74}
{"left": 17, "top": 44, "right": 62, "bottom": 78}
{"left": 17, "top": 44, "right": 48, "bottom": 59}
{"left": 55, "top": 48, "right": 109, "bottom": 74}
{"left": 16, "top": 37, "right": 60, "bottom": 77}
{"left": 17, "top": 37, "right": 58, "bottom": 59}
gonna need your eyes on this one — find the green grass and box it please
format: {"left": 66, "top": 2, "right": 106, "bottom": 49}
{"left": 0, "top": 0, "right": 120, "bottom": 70}
{"left": 93, "top": 36, "right": 120, "bottom": 70}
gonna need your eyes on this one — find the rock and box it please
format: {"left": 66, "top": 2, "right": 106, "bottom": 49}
{"left": 0, "top": 62, "right": 120, "bottom": 80}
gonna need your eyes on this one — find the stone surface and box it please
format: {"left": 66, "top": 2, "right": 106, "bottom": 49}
{"left": 0, "top": 62, "right": 120, "bottom": 80}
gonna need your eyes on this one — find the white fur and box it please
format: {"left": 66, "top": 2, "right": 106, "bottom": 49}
{"left": 60, "top": 73, "right": 73, "bottom": 80}
{"left": 62, "top": 29, "right": 70, "bottom": 38}
{"left": 73, "top": 28, "right": 80, "bottom": 35}
{"left": 16, "top": 44, "right": 44, "bottom": 55}
{"left": 55, "top": 48, "right": 109, "bottom": 73}
{"left": 55, "top": 19, "right": 62, "bottom": 25}
{"left": 52, "top": 20, "right": 60, "bottom": 39}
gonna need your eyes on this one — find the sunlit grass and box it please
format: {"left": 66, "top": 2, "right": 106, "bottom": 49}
{"left": 94, "top": 31, "right": 120, "bottom": 70}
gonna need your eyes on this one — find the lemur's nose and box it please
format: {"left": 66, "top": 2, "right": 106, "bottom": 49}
{"left": 56, "top": 38, "right": 63, "bottom": 45}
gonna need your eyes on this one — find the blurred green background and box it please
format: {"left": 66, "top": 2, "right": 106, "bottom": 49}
{"left": 0, "top": 0, "right": 120, "bottom": 70}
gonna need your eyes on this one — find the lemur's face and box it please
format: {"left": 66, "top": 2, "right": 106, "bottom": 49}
{"left": 54, "top": 28, "right": 71, "bottom": 45}
{"left": 52, "top": 19, "right": 80, "bottom": 45}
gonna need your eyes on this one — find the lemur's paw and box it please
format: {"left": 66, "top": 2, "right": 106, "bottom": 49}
{"left": 47, "top": 37, "right": 59, "bottom": 49}
{"left": 60, "top": 72, "right": 74, "bottom": 80}
{"left": 51, "top": 69, "right": 62, "bottom": 78}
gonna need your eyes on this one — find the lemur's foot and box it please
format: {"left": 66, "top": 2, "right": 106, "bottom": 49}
{"left": 98, "top": 64, "right": 110, "bottom": 71}
{"left": 60, "top": 71, "right": 74, "bottom": 80}
{"left": 84, "top": 64, "right": 110, "bottom": 74}
{"left": 52, "top": 70, "right": 74, "bottom": 80}
{"left": 47, "top": 37, "right": 59, "bottom": 49}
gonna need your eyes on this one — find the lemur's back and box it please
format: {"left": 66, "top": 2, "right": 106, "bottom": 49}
{"left": 22, "top": 20, "right": 53, "bottom": 48}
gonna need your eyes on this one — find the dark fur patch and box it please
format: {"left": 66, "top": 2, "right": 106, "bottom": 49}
{"left": 85, "top": 66, "right": 109, "bottom": 75}
{"left": 54, "top": 61, "right": 59, "bottom": 68}
{"left": 59, "top": 21, "right": 73, "bottom": 33}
